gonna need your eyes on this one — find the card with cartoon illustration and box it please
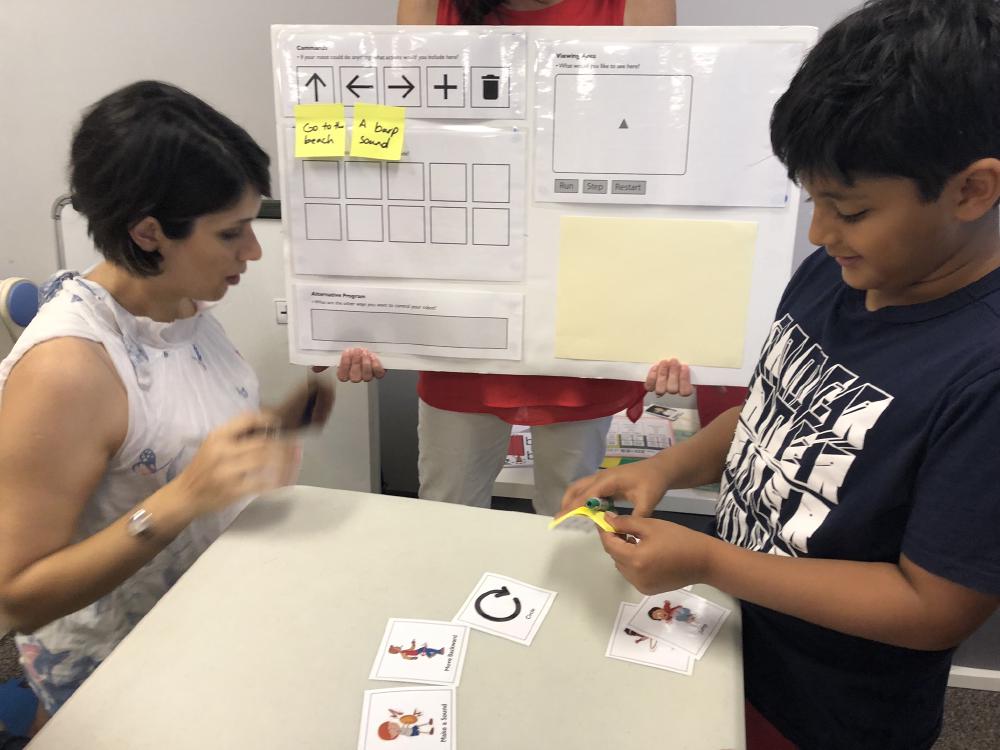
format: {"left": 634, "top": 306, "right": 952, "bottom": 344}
{"left": 645, "top": 404, "right": 682, "bottom": 420}
{"left": 370, "top": 619, "right": 470, "bottom": 687}
{"left": 605, "top": 602, "right": 694, "bottom": 675}
{"left": 625, "top": 589, "right": 730, "bottom": 660}
{"left": 453, "top": 572, "right": 556, "bottom": 645}
{"left": 357, "top": 687, "right": 455, "bottom": 750}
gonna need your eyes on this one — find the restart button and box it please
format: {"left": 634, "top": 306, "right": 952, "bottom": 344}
{"left": 611, "top": 180, "right": 647, "bottom": 195}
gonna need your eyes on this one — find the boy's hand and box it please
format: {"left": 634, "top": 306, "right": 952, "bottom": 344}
{"left": 598, "top": 513, "right": 715, "bottom": 594}
{"left": 560, "top": 459, "right": 672, "bottom": 518}
{"left": 337, "top": 347, "right": 386, "bottom": 383}
{"left": 645, "top": 358, "right": 693, "bottom": 396}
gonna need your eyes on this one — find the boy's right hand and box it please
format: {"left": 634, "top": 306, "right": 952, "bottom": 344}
{"left": 336, "top": 347, "right": 386, "bottom": 383}
{"left": 560, "top": 458, "right": 673, "bottom": 519}
{"left": 597, "top": 513, "right": 714, "bottom": 594}
{"left": 175, "top": 412, "right": 302, "bottom": 517}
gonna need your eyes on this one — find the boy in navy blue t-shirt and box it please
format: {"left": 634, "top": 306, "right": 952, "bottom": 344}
{"left": 563, "top": 1, "right": 1000, "bottom": 748}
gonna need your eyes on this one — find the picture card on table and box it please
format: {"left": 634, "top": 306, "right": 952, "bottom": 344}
{"left": 357, "top": 686, "right": 455, "bottom": 749}
{"left": 370, "top": 618, "right": 470, "bottom": 687}
{"left": 626, "top": 589, "right": 730, "bottom": 660}
{"left": 606, "top": 602, "right": 694, "bottom": 675}
{"left": 453, "top": 572, "right": 556, "bottom": 645}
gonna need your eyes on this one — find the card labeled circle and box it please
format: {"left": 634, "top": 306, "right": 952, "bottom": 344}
{"left": 455, "top": 573, "right": 556, "bottom": 644}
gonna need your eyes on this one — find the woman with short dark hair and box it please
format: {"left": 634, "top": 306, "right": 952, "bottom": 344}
{"left": 0, "top": 81, "right": 332, "bottom": 726}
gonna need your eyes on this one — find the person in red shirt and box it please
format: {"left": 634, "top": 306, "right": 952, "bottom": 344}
{"left": 339, "top": 0, "right": 688, "bottom": 518}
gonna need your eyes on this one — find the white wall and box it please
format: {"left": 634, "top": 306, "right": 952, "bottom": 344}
{"left": 0, "top": 0, "right": 397, "bottom": 487}
{"left": 678, "top": 1, "right": 859, "bottom": 29}
{"left": 0, "top": 0, "right": 396, "bottom": 289}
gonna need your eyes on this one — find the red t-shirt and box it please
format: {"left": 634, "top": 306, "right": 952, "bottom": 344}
{"left": 436, "top": 0, "right": 625, "bottom": 24}
{"left": 421, "top": 0, "right": 641, "bottom": 426}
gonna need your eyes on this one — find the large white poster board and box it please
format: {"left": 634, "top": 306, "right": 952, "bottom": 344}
{"left": 272, "top": 25, "right": 817, "bottom": 385}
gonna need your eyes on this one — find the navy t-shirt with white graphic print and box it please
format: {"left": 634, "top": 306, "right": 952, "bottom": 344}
{"left": 716, "top": 248, "right": 1000, "bottom": 750}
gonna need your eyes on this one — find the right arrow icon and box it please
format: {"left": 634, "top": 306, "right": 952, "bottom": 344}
{"left": 388, "top": 74, "right": 415, "bottom": 98}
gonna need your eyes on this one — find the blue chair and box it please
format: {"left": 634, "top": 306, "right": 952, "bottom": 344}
{"left": 0, "top": 677, "right": 36, "bottom": 741}
{"left": 0, "top": 278, "right": 39, "bottom": 340}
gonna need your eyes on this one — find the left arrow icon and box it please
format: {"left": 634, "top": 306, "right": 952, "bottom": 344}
{"left": 305, "top": 73, "right": 327, "bottom": 102}
{"left": 346, "top": 74, "right": 375, "bottom": 98}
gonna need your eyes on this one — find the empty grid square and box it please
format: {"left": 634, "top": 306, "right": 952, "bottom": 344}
{"left": 430, "top": 163, "right": 467, "bottom": 201}
{"left": 345, "top": 161, "right": 383, "bottom": 199}
{"left": 303, "top": 160, "right": 341, "bottom": 199}
{"left": 388, "top": 205, "right": 426, "bottom": 243}
{"left": 304, "top": 203, "right": 342, "bottom": 241}
{"left": 472, "top": 207, "right": 509, "bottom": 246}
{"left": 472, "top": 164, "right": 510, "bottom": 203}
{"left": 387, "top": 162, "right": 425, "bottom": 200}
{"left": 346, "top": 204, "right": 384, "bottom": 242}
{"left": 430, "top": 206, "right": 467, "bottom": 245}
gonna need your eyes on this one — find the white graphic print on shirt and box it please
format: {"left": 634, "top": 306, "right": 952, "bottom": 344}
{"left": 716, "top": 314, "right": 893, "bottom": 556}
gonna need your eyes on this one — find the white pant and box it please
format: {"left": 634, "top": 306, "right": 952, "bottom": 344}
{"left": 417, "top": 400, "right": 612, "bottom": 516}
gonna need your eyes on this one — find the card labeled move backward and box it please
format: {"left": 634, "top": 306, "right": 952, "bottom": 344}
{"left": 370, "top": 618, "right": 470, "bottom": 687}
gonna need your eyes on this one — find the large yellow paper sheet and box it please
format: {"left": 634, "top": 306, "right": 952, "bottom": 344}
{"left": 555, "top": 217, "right": 757, "bottom": 368}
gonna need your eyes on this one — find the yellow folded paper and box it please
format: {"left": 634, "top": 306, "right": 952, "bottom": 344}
{"left": 548, "top": 505, "right": 617, "bottom": 533}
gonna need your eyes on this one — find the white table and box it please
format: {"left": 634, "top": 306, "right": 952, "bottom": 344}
{"left": 30, "top": 487, "right": 745, "bottom": 749}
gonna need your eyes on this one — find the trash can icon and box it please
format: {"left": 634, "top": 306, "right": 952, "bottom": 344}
{"left": 481, "top": 74, "right": 500, "bottom": 100}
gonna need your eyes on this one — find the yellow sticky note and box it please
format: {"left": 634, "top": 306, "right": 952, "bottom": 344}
{"left": 555, "top": 217, "right": 758, "bottom": 368}
{"left": 548, "top": 506, "right": 617, "bottom": 533}
{"left": 349, "top": 103, "right": 406, "bottom": 161}
{"left": 294, "top": 104, "right": 346, "bottom": 158}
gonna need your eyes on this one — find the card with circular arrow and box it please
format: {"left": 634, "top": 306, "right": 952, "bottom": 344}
{"left": 452, "top": 572, "right": 557, "bottom": 645}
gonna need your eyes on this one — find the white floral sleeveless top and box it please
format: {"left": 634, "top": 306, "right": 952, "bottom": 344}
{"left": 0, "top": 272, "right": 259, "bottom": 714}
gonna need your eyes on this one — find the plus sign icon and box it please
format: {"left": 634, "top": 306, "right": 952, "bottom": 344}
{"left": 427, "top": 67, "right": 466, "bottom": 108}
